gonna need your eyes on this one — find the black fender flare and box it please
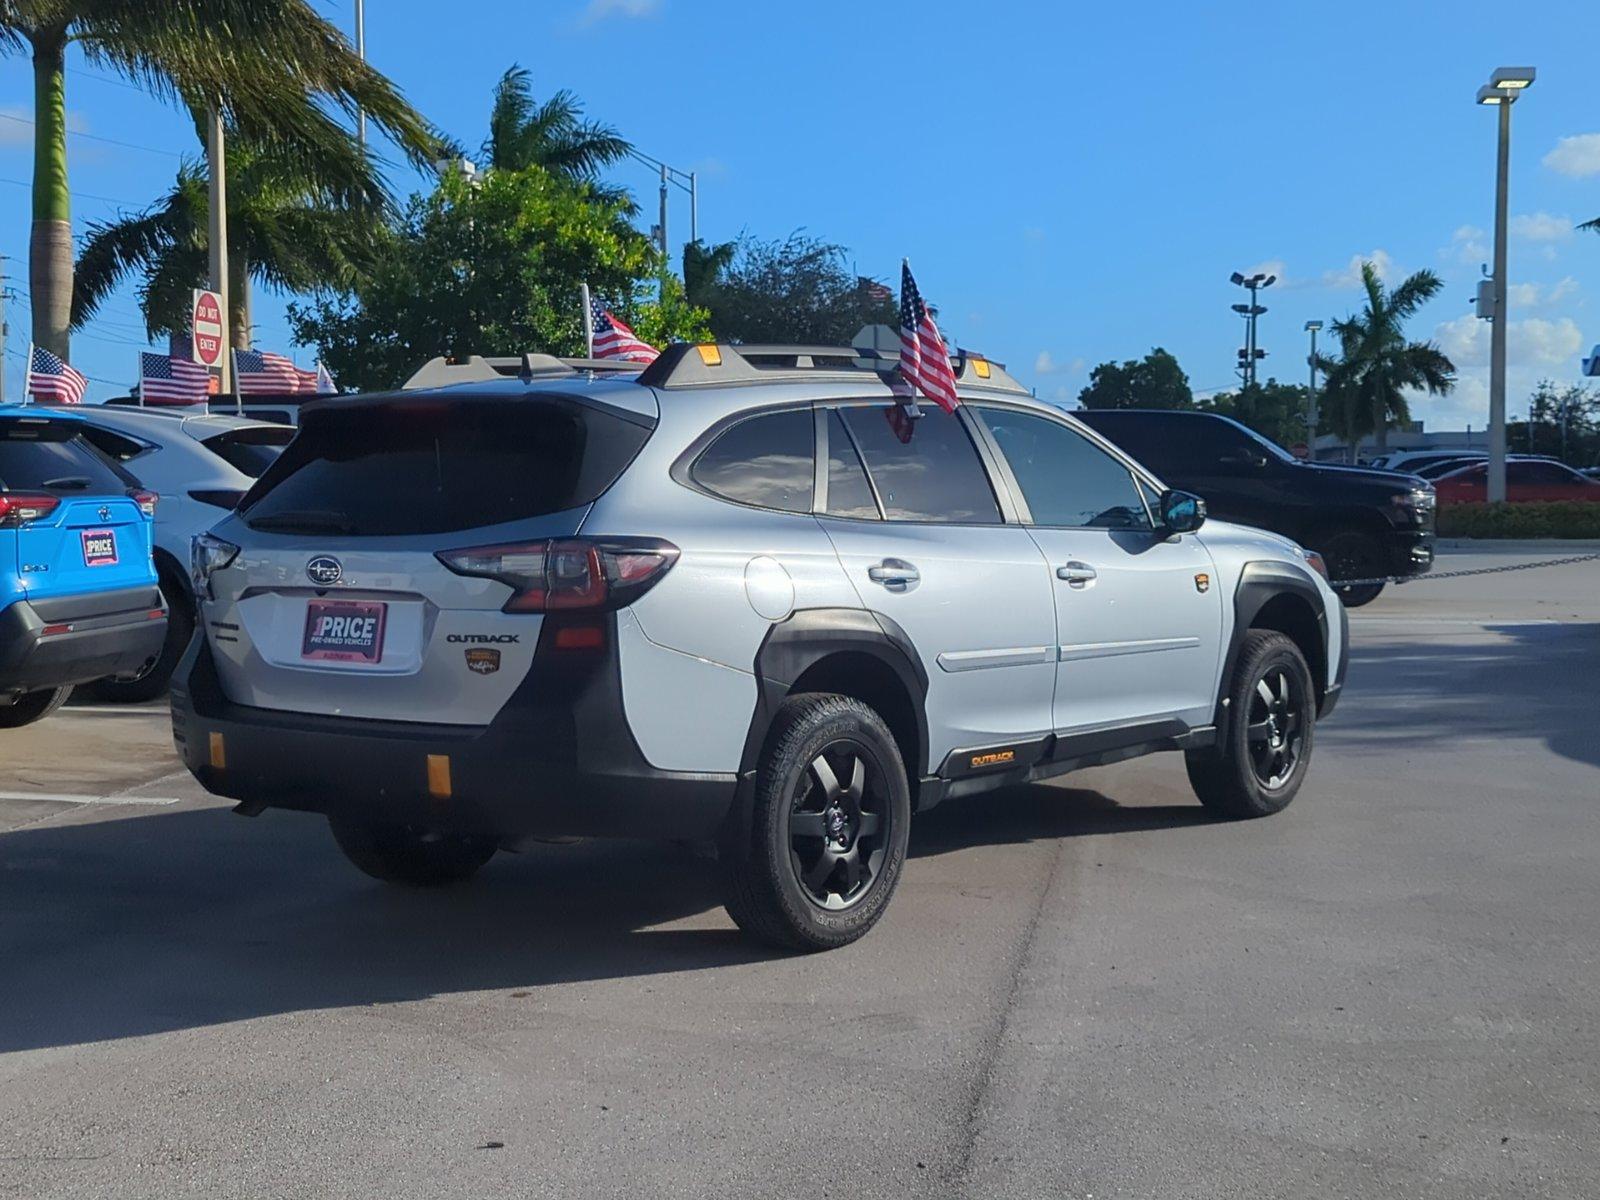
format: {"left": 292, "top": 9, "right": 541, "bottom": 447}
{"left": 722, "top": 607, "right": 930, "bottom": 846}
{"left": 1215, "top": 561, "right": 1335, "bottom": 737}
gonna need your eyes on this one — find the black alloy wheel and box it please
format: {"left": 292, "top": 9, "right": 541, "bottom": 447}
{"left": 787, "top": 740, "right": 894, "bottom": 911}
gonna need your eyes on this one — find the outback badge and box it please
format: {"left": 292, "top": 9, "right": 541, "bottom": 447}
{"left": 465, "top": 648, "right": 501, "bottom": 676}
{"left": 1194, "top": 572, "right": 1211, "bottom": 594}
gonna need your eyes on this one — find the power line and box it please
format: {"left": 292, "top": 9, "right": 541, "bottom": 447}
{"left": 0, "top": 111, "right": 186, "bottom": 160}
{"left": 0, "top": 175, "right": 143, "bottom": 208}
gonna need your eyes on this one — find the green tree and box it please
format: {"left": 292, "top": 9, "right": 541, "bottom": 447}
{"left": 288, "top": 165, "right": 709, "bottom": 391}
{"left": 1200, "top": 380, "right": 1313, "bottom": 448}
{"left": 1315, "top": 262, "right": 1455, "bottom": 455}
{"left": 1077, "top": 348, "right": 1193, "bottom": 410}
{"left": 683, "top": 238, "right": 736, "bottom": 307}
{"left": 695, "top": 233, "right": 895, "bottom": 345}
{"left": 71, "top": 135, "right": 390, "bottom": 349}
{"left": 1511, "top": 379, "right": 1600, "bottom": 465}
{"left": 1, "top": 0, "right": 432, "bottom": 359}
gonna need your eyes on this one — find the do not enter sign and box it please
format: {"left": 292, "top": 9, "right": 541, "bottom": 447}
{"left": 192, "top": 289, "right": 225, "bottom": 367}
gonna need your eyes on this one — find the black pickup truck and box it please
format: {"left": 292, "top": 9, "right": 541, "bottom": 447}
{"left": 1076, "top": 409, "right": 1435, "bottom": 606}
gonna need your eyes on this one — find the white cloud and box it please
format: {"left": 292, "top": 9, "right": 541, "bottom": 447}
{"left": 1035, "top": 351, "right": 1057, "bottom": 374}
{"left": 1507, "top": 276, "right": 1579, "bottom": 309}
{"left": 1033, "top": 352, "right": 1084, "bottom": 376}
{"left": 1323, "top": 249, "right": 1398, "bottom": 289}
{"left": 580, "top": 0, "right": 660, "bottom": 21}
{"left": 1434, "top": 313, "right": 1583, "bottom": 371}
{"left": 1543, "top": 133, "right": 1600, "bottom": 178}
{"left": 1443, "top": 225, "right": 1488, "bottom": 266}
{"left": 1510, "top": 211, "right": 1574, "bottom": 242}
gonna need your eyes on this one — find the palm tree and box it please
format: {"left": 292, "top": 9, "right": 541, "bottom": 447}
{"left": 683, "top": 238, "right": 736, "bottom": 306}
{"left": 482, "top": 64, "right": 631, "bottom": 179}
{"left": 1315, "top": 262, "right": 1456, "bottom": 457}
{"left": 0, "top": 0, "right": 434, "bottom": 359}
{"left": 70, "top": 134, "right": 391, "bottom": 349}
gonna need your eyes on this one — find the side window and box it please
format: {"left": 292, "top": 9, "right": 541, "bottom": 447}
{"left": 79, "top": 425, "right": 151, "bottom": 463}
{"left": 824, "top": 410, "right": 880, "bottom": 519}
{"left": 691, "top": 408, "right": 815, "bottom": 513}
{"left": 977, "top": 407, "right": 1151, "bottom": 530}
{"left": 1513, "top": 461, "right": 1574, "bottom": 484}
{"left": 838, "top": 405, "right": 1001, "bottom": 524}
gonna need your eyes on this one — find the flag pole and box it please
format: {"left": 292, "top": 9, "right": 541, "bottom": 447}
{"left": 580, "top": 283, "right": 594, "bottom": 359}
{"left": 136, "top": 352, "right": 144, "bottom": 406}
{"left": 230, "top": 349, "right": 242, "bottom": 416}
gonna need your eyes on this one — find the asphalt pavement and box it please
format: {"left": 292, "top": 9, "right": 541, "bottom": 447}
{"left": 1, "top": 544, "right": 1596, "bottom": 1199}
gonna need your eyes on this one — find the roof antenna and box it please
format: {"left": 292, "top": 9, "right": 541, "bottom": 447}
{"left": 519, "top": 352, "right": 536, "bottom": 383}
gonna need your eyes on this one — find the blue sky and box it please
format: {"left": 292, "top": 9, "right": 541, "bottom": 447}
{"left": 2, "top": 0, "right": 1597, "bottom": 431}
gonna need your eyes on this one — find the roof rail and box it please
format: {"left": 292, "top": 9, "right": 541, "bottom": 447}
{"left": 401, "top": 353, "right": 642, "bottom": 390}
{"left": 635, "top": 325, "right": 1028, "bottom": 396}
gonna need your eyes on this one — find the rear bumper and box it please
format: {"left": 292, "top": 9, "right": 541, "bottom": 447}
{"left": 170, "top": 615, "right": 739, "bottom": 842}
{"left": 0, "top": 586, "right": 166, "bottom": 696}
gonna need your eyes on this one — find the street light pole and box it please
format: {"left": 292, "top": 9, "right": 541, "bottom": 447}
{"left": 1305, "top": 319, "right": 1323, "bottom": 452}
{"left": 355, "top": 0, "right": 366, "bottom": 147}
{"left": 1478, "top": 67, "right": 1535, "bottom": 503}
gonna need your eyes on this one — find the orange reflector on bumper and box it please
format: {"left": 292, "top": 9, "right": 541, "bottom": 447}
{"left": 208, "top": 732, "right": 226, "bottom": 770}
{"left": 427, "top": 754, "right": 452, "bottom": 799}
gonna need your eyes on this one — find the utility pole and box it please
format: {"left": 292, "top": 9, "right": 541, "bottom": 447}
{"left": 355, "top": 0, "right": 366, "bottom": 147}
{"left": 0, "top": 257, "right": 8, "bottom": 405}
{"left": 206, "top": 107, "right": 232, "bottom": 395}
{"left": 689, "top": 171, "right": 698, "bottom": 244}
{"left": 658, "top": 164, "right": 669, "bottom": 259}
{"left": 1477, "top": 67, "right": 1535, "bottom": 502}
{"left": 1305, "top": 320, "right": 1323, "bottom": 453}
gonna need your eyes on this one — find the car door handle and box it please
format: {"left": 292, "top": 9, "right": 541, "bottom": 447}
{"left": 867, "top": 559, "right": 920, "bottom": 588}
{"left": 1057, "top": 561, "right": 1098, "bottom": 587}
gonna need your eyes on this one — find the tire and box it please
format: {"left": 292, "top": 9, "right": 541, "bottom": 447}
{"left": 83, "top": 574, "right": 193, "bottom": 704}
{"left": 0, "top": 686, "right": 72, "bottom": 728}
{"left": 1185, "top": 630, "right": 1315, "bottom": 819}
{"left": 722, "top": 693, "right": 912, "bottom": 952}
{"left": 328, "top": 817, "right": 497, "bottom": 887}
{"left": 1319, "top": 530, "right": 1386, "bottom": 607}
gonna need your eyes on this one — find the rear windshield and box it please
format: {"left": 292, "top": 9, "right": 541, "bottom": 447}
{"left": 203, "top": 426, "right": 295, "bottom": 478}
{"left": 239, "top": 396, "right": 653, "bottom": 536}
{"left": 0, "top": 418, "right": 133, "bottom": 494}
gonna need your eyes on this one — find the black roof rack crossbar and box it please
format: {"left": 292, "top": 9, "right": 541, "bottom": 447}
{"left": 402, "top": 353, "right": 642, "bottom": 390}
{"left": 635, "top": 340, "right": 1028, "bottom": 396}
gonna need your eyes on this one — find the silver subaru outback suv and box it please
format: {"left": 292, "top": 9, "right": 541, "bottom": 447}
{"left": 174, "top": 335, "right": 1346, "bottom": 951}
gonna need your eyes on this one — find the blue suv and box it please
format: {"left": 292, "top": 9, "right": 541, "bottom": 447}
{"left": 0, "top": 407, "right": 167, "bottom": 726}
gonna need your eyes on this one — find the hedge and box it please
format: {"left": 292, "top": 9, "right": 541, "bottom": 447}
{"left": 1436, "top": 501, "right": 1600, "bottom": 539}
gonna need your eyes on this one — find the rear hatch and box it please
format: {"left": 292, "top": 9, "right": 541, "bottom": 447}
{"left": 205, "top": 390, "right": 655, "bottom": 724}
{"left": 1, "top": 416, "right": 153, "bottom": 602}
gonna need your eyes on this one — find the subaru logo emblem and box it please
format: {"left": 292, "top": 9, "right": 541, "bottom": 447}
{"left": 98, "top": 506, "right": 111, "bottom": 521}
{"left": 306, "top": 556, "right": 343, "bottom": 586}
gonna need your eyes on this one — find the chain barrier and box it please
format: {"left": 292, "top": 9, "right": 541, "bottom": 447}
{"left": 1328, "top": 552, "right": 1600, "bottom": 590}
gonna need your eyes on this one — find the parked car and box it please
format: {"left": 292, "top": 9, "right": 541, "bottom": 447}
{"left": 70, "top": 407, "right": 294, "bottom": 700}
{"left": 173, "top": 337, "right": 1345, "bottom": 951}
{"left": 1074, "top": 410, "right": 1433, "bottom": 606}
{"left": 1373, "top": 449, "right": 1486, "bottom": 475}
{"left": 1433, "top": 458, "right": 1600, "bottom": 504}
{"left": 0, "top": 407, "right": 166, "bottom": 726}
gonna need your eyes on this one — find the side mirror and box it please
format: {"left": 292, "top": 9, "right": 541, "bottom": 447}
{"left": 1159, "top": 489, "right": 1207, "bottom": 534}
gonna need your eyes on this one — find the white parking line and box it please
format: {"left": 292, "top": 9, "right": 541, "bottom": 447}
{"left": 0, "top": 791, "right": 180, "bottom": 807}
{"left": 60, "top": 705, "right": 169, "bottom": 716}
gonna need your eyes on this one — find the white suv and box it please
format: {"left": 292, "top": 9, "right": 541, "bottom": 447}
{"left": 174, "top": 338, "right": 1346, "bottom": 950}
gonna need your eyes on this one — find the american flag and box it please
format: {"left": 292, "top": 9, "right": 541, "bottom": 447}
{"left": 314, "top": 362, "right": 337, "bottom": 395}
{"left": 26, "top": 344, "right": 88, "bottom": 405}
{"left": 898, "top": 261, "right": 959, "bottom": 413}
{"left": 234, "top": 348, "right": 321, "bottom": 395}
{"left": 588, "top": 296, "right": 659, "bottom": 363}
{"left": 139, "top": 350, "right": 211, "bottom": 404}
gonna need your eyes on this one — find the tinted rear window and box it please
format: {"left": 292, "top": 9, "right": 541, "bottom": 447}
{"left": 691, "top": 408, "right": 814, "bottom": 512}
{"left": 240, "top": 397, "right": 652, "bottom": 536}
{"left": 203, "top": 426, "right": 295, "bottom": 478}
{"left": 839, "top": 405, "right": 1001, "bottom": 524}
{"left": 1075, "top": 411, "right": 1243, "bottom": 475}
{"left": 0, "top": 419, "right": 132, "bottom": 494}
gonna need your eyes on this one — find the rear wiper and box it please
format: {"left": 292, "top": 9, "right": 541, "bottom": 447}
{"left": 245, "top": 509, "right": 356, "bottom": 534}
{"left": 41, "top": 476, "right": 92, "bottom": 491}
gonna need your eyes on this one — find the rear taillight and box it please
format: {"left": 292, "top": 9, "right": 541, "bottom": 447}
{"left": 0, "top": 493, "right": 61, "bottom": 526}
{"left": 436, "top": 537, "right": 680, "bottom": 613}
{"left": 130, "top": 488, "right": 158, "bottom": 517}
{"left": 189, "top": 488, "right": 246, "bottom": 511}
{"left": 191, "top": 532, "right": 240, "bottom": 596}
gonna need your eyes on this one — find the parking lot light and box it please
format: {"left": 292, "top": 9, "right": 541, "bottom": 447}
{"left": 1490, "top": 67, "right": 1536, "bottom": 89}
